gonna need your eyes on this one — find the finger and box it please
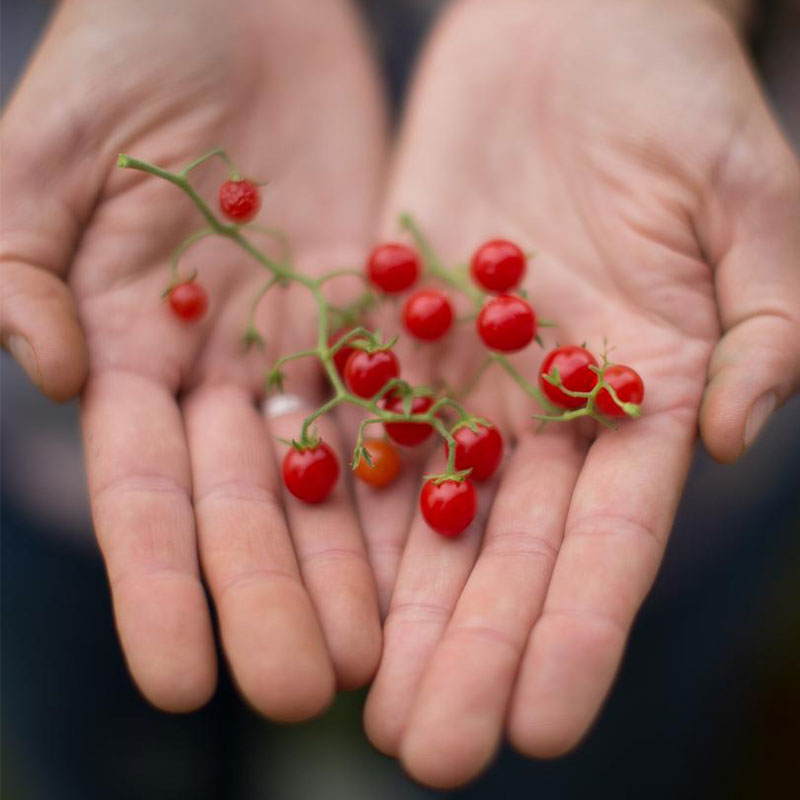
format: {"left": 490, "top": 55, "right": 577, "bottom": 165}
{"left": 698, "top": 103, "right": 800, "bottom": 461}
{"left": 507, "top": 407, "right": 696, "bottom": 757}
{"left": 398, "top": 429, "right": 586, "bottom": 788}
{"left": 82, "top": 370, "right": 216, "bottom": 711}
{"left": 184, "top": 385, "right": 335, "bottom": 721}
{"left": 269, "top": 406, "right": 382, "bottom": 690}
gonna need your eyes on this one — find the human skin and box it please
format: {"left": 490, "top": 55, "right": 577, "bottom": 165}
{"left": 0, "top": 0, "right": 387, "bottom": 718}
{"left": 358, "top": 0, "right": 800, "bottom": 787}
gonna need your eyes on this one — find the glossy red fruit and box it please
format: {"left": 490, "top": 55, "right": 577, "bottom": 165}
{"left": 539, "top": 346, "right": 599, "bottom": 410}
{"left": 329, "top": 328, "right": 358, "bottom": 377}
{"left": 453, "top": 423, "right": 503, "bottom": 481}
{"left": 367, "top": 243, "right": 420, "bottom": 293}
{"left": 353, "top": 439, "right": 401, "bottom": 488}
{"left": 420, "top": 478, "right": 477, "bottom": 538}
{"left": 383, "top": 394, "right": 435, "bottom": 447}
{"left": 219, "top": 179, "right": 261, "bottom": 223}
{"left": 344, "top": 349, "right": 400, "bottom": 398}
{"left": 595, "top": 365, "right": 645, "bottom": 417}
{"left": 476, "top": 295, "right": 536, "bottom": 352}
{"left": 168, "top": 281, "right": 208, "bottom": 321}
{"left": 403, "top": 289, "right": 454, "bottom": 341}
{"left": 470, "top": 239, "right": 527, "bottom": 293}
{"left": 282, "top": 442, "right": 339, "bottom": 503}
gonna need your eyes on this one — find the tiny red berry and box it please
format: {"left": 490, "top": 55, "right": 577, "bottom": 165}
{"left": 477, "top": 295, "right": 536, "bottom": 352}
{"left": 420, "top": 478, "right": 477, "bottom": 538}
{"left": 354, "top": 439, "right": 401, "bottom": 488}
{"left": 168, "top": 281, "right": 208, "bottom": 321}
{"left": 470, "top": 239, "right": 527, "bottom": 293}
{"left": 402, "top": 289, "right": 454, "bottom": 341}
{"left": 453, "top": 423, "right": 503, "bottom": 481}
{"left": 539, "top": 346, "right": 599, "bottom": 410}
{"left": 328, "top": 327, "right": 358, "bottom": 378}
{"left": 595, "top": 364, "right": 645, "bottom": 417}
{"left": 282, "top": 442, "right": 339, "bottom": 503}
{"left": 219, "top": 179, "right": 261, "bottom": 223}
{"left": 383, "top": 393, "right": 435, "bottom": 447}
{"left": 367, "top": 243, "right": 420, "bottom": 293}
{"left": 344, "top": 349, "right": 400, "bottom": 398}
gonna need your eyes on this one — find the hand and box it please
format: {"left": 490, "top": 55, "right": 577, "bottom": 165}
{"left": 0, "top": 0, "right": 386, "bottom": 717}
{"left": 359, "top": 0, "right": 800, "bottom": 787}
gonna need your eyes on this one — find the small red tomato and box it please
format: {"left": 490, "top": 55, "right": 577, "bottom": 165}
{"left": 344, "top": 349, "right": 400, "bottom": 398}
{"left": 420, "top": 478, "right": 477, "bottom": 538}
{"left": 328, "top": 327, "right": 358, "bottom": 378}
{"left": 168, "top": 281, "right": 208, "bottom": 321}
{"left": 383, "top": 394, "right": 435, "bottom": 447}
{"left": 354, "top": 438, "right": 401, "bottom": 488}
{"left": 470, "top": 239, "right": 527, "bottom": 293}
{"left": 219, "top": 179, "right": 261, "bottom": 223}
{"left": 282, "top": 442, "right": 339, "bottom": 503}
{"left": 367, "top": 243, "right": 420, "bottom": 293}
{"left": 539, "top": 346, "right": 599, "bottom": 410}
{"left": 477, "top": 295, "right": 536, "bottom": 352}
{"left": 453, "top": 423, "right": 503, "bottom": 481}
{"left": 402, "top": 289, "right": 454, "bottom": 341}
{"left": 594, "top": 364, "right": 645, "bottom": 417}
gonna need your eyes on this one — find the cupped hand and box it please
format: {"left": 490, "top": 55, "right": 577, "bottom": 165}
{"left": 1, "top": 0, "right": 386, "bottom": 717}
{"left": 358, "top": 0, "right": 800, "bottom": 786}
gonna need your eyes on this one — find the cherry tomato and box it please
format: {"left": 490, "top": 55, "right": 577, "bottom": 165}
{"left": 420, "top": 478, "right": 477, "bottom": 538}
{"left": 168, "top": 281, "right": 208, "bottom": 321}
{"left": 470, "top": 239, "right": 526, "bottom": 293}
{"left": 476, "top": 295, "right": 536, "bottom": 352}
{"left": 344, "top": 349, "right": 400, "bottom": 398}
{"left": 383, "top": 394, "right": 435, "bottom": 447}
{"left": 367, "top": 243, "right": 420, "bottom": 293}
{"left": 328, "top": 327, "right": 358, "bottom": 378}
{"left": 402, "top": 289, "right": 454, "bottom": 341}
{"left": 453, "top": 423, "right": 503, "bottom": 481}
{"left": 282, "top": 442, "right": 339, "bottom": 503}
{"left": 219, "top": 179, "right": 261, "bottom": 223}
{"left": 353, "top": 438, "right": 401, "bottom": 488}
{"left": 595, "top": 364, "right": 645, "bottom": 417}
{"left": 538, "top": 345, "right": 599, "bottom": 410}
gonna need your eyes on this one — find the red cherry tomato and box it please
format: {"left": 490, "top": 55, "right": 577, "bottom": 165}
{"left": 219, "top": 179, "right": 261, "bottom": 223}
{"left": 168, "top": 281, "right": 208, "bottom": 321}
{"left": 344, "top": 349, "right": 400, "bottom": 398}
{"left": 353, "top": 439, "right": 401, "bottom": 488}
{"left": 282, "top": 442, "right": 339, "bottom": 503}
{"left": 366, "top": 243, "right": 420, "bottom": 293}
{"left": 383, "top": 394, "right": 435, "bottom": 447}
{"left": 538, "top": 346, "right": 599, "bottom": 410}
{"left": 420, "top": 478, "right": 477, "bottom": 538}
{"left": 402, "top": 289, "right": 454, "bottom": 341}
{"left": 476, "top": 295, "right": 536, "bottom": 352}
{"left": 328, "top": 327, "right": 358, "bottom": 378}
{"left": 470, "top": 239, "right": 527, "bottom": 293}
{"left": 453, "top": 423, "right": 504, "bottom": 481}
{"left": 595, "top": 364, "right": 645, "bottom": 417}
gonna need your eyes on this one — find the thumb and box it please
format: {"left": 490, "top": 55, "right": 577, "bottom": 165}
{"left": 698, "top": 106, "right": 800, "bottom": 462}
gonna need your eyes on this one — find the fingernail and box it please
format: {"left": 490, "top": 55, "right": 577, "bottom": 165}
{"left": 6, "top": 334, "right": 42, "bottom": 389}
{"left": 744, "top": 391, "right": 776, "bottom": 449}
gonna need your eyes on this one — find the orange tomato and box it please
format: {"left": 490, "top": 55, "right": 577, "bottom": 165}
{"left": 353, "top": 438, "right": 401, "bottom": 488}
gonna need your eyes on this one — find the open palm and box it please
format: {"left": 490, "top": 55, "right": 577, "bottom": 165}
{"left": 360, "top": 0, "right": 800, "bottom": 787}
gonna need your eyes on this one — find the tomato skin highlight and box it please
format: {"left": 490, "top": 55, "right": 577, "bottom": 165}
{"left": 367, "top": 243, "right": 420, "bottom": 293}
{"left": 219, "top": 179, "right": 261, "bottom": 223}
{"left": 470, "top": 239, "right": 526, "bottom": 293}
{"left": 402, "top": 289, "right": 454, "bottom": 341}
{"left": 383, "top": 394, "right": 435, "bottom": 447}
{"left": 282, "top": 442, "right": 339, "bottom": 503}
{"left": 344, "top": 350, "right": 400, "bottom": 398}
{"left": 453, "top": 423, "right": 503, "bottom": 481}
{"left": 353, "top": 439, "right": 401, "bottom": 488}
{"left": 539, "top": 346, "right": 599, "bottom": 410}
{"left": 420, "top": 478, "right": 477, "bottom": 538}
{"left": 595, "top": 364, "right": 645, "bottom": 417}
{"left": 477, "top": 295, "right": 536, "bottom": 352}
{"left": 169, "top": 281, "right": 208, "bottom": 321}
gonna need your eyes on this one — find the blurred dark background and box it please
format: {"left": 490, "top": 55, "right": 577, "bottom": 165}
{"left": 2, "top": 1, "right": 799, "bottom": 798}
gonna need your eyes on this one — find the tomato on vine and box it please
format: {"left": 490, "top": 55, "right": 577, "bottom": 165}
{"left": 344, "top": 349, "right": 400, "bottom": 398}
{"left": 282, "top": 442, "right": 340, "bottom": 503}
{"left": 383, "top": 394, "right": 435, "bottom": 446}
{"left": 470, "top": 239, "right": 526, "bottom": 293}
{"left": 219, "top": 178, "right": 261, "bottom": 223}
{"left": 595, "top": 365, "right": 645, "bottom": 417}
{"left": 453, "top": 423, "right": 503, "bottom": 481}
{"left": 353, "top": 439, "right": 401, "bottom": 488}
{"left": 420, "top": 478, "right": 477, "bottom": 538}
{"left": 329, "top": 327, "right": 358, "bottom": 378}
{"left": 367, "top": 243, "right": 420, "bottom": 293}
{"left": 539, "top": 345, "right": 599, "bottom": 409}
{"left": 477, "top": 295, "right": 536, "bottom": 352}
{"left": 168, "top": 281, "right": 208, "bottom": 321}
{"left": 403, "top": 289, "right": 454, "bottom": 341}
